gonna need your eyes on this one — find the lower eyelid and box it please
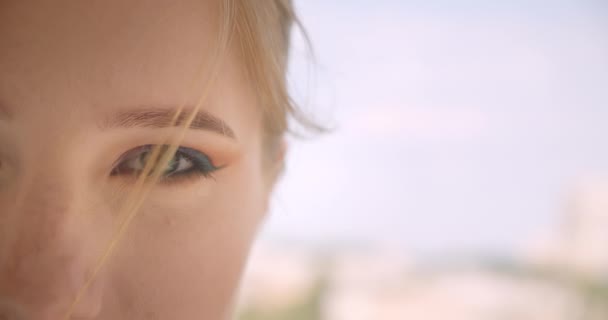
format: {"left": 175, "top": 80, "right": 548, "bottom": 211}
{"left": 159, "top": 169, "right": 217, "bottom": 186}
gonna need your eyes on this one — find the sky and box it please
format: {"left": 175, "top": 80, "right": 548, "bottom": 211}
{"left": 258, "top": 0, "right": 608, "bottom": 257}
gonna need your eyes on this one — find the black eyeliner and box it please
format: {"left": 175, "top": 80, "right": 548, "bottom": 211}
{"left": 111, "top": 144, "right": 221, "bottom": 184}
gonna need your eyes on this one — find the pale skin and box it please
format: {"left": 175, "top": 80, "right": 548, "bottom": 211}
{"left": 0, "top": 0, "right": 279, "bottom": 319}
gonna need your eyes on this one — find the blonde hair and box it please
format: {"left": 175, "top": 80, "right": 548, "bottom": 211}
{"left": 64, "top": 1, "right": 314, "bottom": 318}
{"left": 235, "top": 0, "right": 318, "bottom": 138}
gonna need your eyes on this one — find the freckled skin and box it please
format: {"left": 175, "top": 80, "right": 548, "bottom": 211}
{"left": 0, "top": 0, "right": 277, "bottom": 319}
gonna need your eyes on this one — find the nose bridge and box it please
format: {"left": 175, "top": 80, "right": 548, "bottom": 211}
{"left": 12, "top": 168, "right": 80, "bottom": 251}
{"left": 0, "top": 168, "right": 100, "bottom": 316}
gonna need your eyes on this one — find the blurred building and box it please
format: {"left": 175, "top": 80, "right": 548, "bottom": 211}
{"left": 238, "top": 179, "right": 608, "bottom": 320}
{"left": 239, "top": 246, "right": 585, "bottom": 320}
{"left": 323, "top": 266, "right": 579, "bottom": 320}
{"left": 238, "top": 244, "right": 321, "bottom": 313}
{"left": 561, "top": 178, "right": 608, "bottom": 277}
{"left": 527, "top": 177, "right": 608, "bottom": 278}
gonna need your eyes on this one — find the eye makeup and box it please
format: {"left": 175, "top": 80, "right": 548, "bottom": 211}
{"left": 110, "top": 144, "right": 220, "bottom": 184}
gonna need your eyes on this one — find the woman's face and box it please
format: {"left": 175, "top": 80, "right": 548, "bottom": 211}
{"left": 0, "top": 0, "right": 274, "bottom": 319}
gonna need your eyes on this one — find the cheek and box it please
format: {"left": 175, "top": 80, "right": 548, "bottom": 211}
{"left": 103, "top": 155, "right": 268, "bottom": 318}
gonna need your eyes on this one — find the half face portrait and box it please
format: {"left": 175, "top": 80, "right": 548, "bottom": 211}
{"left": 0, "top": 0, "right": 297, "bottom": 319}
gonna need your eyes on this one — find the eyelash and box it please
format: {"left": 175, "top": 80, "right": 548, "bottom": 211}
{"left": 110, "top": 145, "right": 219, "bottom": 184}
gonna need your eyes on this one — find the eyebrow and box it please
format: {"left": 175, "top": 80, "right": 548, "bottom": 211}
{"left": 101, "top": 107, "right": 236, "bottom": 139}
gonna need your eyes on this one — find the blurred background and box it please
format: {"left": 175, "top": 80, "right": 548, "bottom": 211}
{"left": 237, "top": 0, "right": 608, "bottom": 319}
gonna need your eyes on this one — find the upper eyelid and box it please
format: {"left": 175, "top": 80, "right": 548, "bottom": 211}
{"left": 113, "top": 145, "right": 216, "bottom": 169}
{"left": 111, "top": 145, "right": 151, "bottom": 166}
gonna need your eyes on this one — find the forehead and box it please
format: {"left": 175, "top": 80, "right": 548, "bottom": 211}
{"left": 0, "top": 0, "right": 238, "bottom": 118}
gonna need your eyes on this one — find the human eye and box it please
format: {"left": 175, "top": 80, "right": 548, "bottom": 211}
{"left": 110, "top": 144, "right": 219, "bottom": 183}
